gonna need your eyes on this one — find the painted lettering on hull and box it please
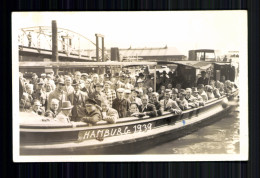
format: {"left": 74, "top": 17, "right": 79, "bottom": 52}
{"left": 78, "top": 123, "right": 153, "bottom": 141}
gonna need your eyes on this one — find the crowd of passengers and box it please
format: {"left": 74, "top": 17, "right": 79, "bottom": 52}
{"left": 19, "top": 70, "right": 237, "bottom": 125}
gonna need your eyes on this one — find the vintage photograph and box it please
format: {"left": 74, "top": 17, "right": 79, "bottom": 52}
{"left": 12, "top": 11, "right": 248, "bottom": 162}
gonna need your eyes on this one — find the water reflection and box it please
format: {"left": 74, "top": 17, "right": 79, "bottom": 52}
{"left": 140, "top": 105, "right": 240, "bottom": 154}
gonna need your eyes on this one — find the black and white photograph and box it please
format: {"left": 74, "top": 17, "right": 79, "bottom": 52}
{"left": 12, "top": 11, "right": 248, "bottom": 162}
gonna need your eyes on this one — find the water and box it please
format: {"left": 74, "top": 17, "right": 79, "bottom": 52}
{"left": 139, "top": 105, "right": 240, "bottom": 154}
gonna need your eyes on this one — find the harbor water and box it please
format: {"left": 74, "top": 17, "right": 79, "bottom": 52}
{"left": 139, "top": 105, "right": 240, "bottom": 154}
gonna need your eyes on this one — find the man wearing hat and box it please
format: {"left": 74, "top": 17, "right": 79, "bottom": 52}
{"left": 47, "top": 78, "right": 66, "bottom": 112}
{"left": 40, "top": 73, "right": 47, "bottom": 82}
{"left": 124, "top": 89, "right": 132, "bottom": 103}
{"left": 136, "top": 78, "right": 145, "bottom": 94}
{"left": 112, "top": 88, "right": 130, "bottom": 118}
{"left": 89, "top": 83, "right": 106, "bottom": 106}
{"left": 45, "top": 74, "right": 56, "bottom": 90}
{"left": 78, "top": 99, "right": 102, "bottom": 125}
{"left": 102, "top": 81, "right": 116, "bottom": 107}
{"left": 159, "top": 89, "right": 182, "bottom": 114}
{"left": 68, "top": 82, "right": 88, "bottom": 121}
{"left": 103, "top": 73, "right": 110, "bottom": 82}
{"left": 113, "top": 73, "right": 124, "bottom": 90}
{"left": 197, "top": 71, "right": 209, "bottom": 86}
{"left": 31, "top": 99, "right": 45, "bottom": 116}
{"left": 32, "top": 78, "right": 47, "bottom": 109}
{"left": 55, "top": 101, "right": 73, "bottom": 123}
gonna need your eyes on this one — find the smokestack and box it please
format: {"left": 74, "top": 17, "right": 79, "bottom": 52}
{"left": 52, "top": 20, "right": 58, "bottom": 62}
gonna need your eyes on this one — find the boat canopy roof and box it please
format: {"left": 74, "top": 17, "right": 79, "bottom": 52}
{"left": 19, "top": 61, "right": 158, "bottom": 68}
{"left": 157, "top": 61, "right": 231, "bottom": 70}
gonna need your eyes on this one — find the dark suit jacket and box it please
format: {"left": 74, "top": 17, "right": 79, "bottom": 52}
{"left": 138, "top": 103, "right": 157, "bottom": 118}
{"left": 67, "top": 91, "right": 88, "bottom": 121}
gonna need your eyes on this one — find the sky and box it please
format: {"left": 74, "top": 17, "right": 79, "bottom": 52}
{"left": 12, "top": 11, "right": 247, "bottom": 56}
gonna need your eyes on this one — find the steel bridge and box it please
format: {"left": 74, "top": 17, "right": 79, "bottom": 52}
{"left": 18, "top": 26, "right": 109, "bottom": 61}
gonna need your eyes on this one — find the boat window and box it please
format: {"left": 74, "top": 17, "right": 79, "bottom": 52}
{"left": 205, "top": 52, "right": 215, "bottom": 61}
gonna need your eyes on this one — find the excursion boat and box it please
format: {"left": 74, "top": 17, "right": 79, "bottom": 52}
{"left": 18, "top": 61, "right": 239, "bottom": 155}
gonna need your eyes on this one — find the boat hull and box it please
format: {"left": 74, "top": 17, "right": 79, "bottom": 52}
{"left": 20, "top": 91, "right": 239, "bottom": 155}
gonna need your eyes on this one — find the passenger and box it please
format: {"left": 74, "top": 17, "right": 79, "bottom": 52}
{"left": 40, "top": 73, "right": 47, "bottom": 83}
{"left": 102, "top": 81, "right": 116, "bottom": 107}
{"left": 176, "top": 89, "right": 189, "bottom": 110}
{"left": 67, "top": 82, "right": 88, "bottom": 122}
{"left": 30, "top": 73, "right": 38, "bottom": 90}
{"left": 55, "top": 101, "right": 73, "bottom": 123}
{"left": 175, "top": 83, "right": 182, "bottom": 93}
{"left": 73, "top": 71, "right": 84, "bottom": 87}
{"left": 124, "top": 89, "right": 132, "bottom": 103}
{"left": 197, "top": 71, "right": 209, "bottom": 86}
{"left": 32, "top": 78, "right": 47, "bottom": 109}
{"left": 47, "top": 78, "right": 66, "bottom": 112}
{"left": 44, "top": 98, "right": 59, "bottom": 119}
{"left": 112, "top": 88, "right": 130, "bottom": 118}
{"left": 90, "top": 73, "right": 99, "bottom": 92}
{"left": 144, "top": 75, "right": 154, "bottom": 89}
{"left": 171, "top": 88, "right": 179, "bottom": 101}
{"left": 151, "top": 92, "right": 163, "bottom": 116}
{"left": 20, "top": 84, "right": 34, "bottom": 111}
{"left": 100, "top": 100, "right": 119, "bottom": 124}
{"left": 205, "top": 85, "right": 215, "bottom": 100}
{"left": 209, "top": 79, "right": 221, "bottom": 98}
{"left": 79, "top": 99, "right": 102, "bottom": 125}
{"left": 88, "top": 83, "right": 106, "bottom": 106}
{"left": 185, "top": 88, "right": 199, "bottom": 108}
{"left": 197, "top": 84, "right": 208, "bottom": 102}
{"left": 158, "top": 85, "right": 166, "bottom": 101}
{"left": 63, "top": 76, "right": 74, "bottom": 97}
{"left": 136, "top": 79, "right": 144, "bottom": 94}
{"left": 126, "top": 103, "right": 140, "bottom": 117}
{"left": 192, "top": 88, "right": 205, "bottom": 106}
{"left": 124, "top": 75, "right": 134, "bottom": 90}
{"left": 137, "top": 95, "right": 157, "bottom": 118}
{"left": 45, "top": 74, "right": 56, "bottom": 90}
{"left": 147, "top": 87, "right": 153, "bottom": 100}
{"left": 130, "top": 89, "right": 142, "bottom": 106}
{"left": 30, "top": 100, "right": 45, "bottom": 116}
{"left": 218, "top": 82, "right": 225, "bottom": 96}
{"left": 167, "top": 83, "right": 173, "bottom": 90}
{"left": 160, "top": 89, "right": 182, "bottom": 114}
{"left": 81, "top": 79, "right": 92, "bottom": 95}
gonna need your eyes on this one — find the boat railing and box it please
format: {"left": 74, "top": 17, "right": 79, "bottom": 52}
{"left": 20, "top": 90, "right": 238, "bottom": 130}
